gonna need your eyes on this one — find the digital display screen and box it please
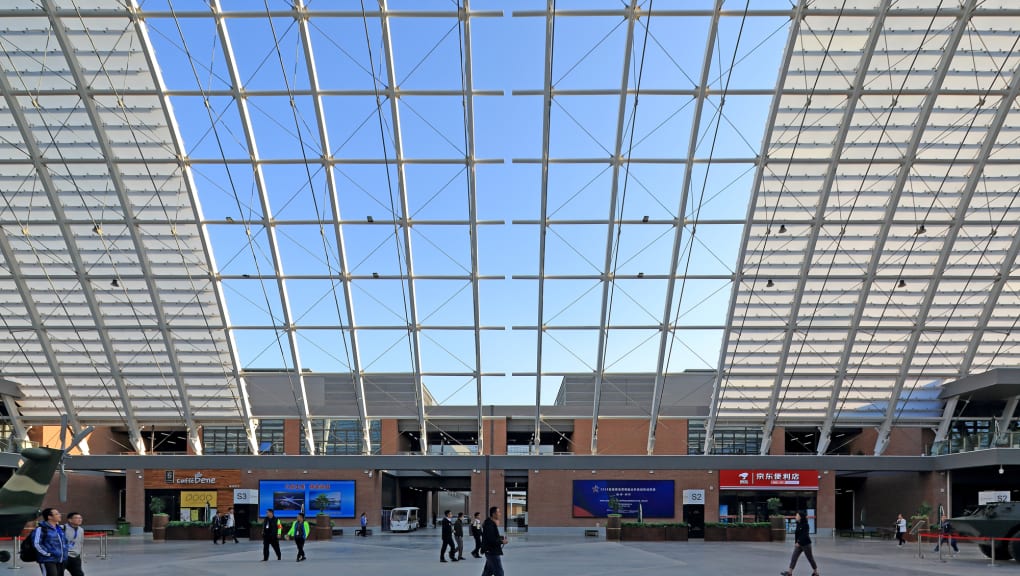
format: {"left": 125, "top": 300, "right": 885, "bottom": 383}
{"left": 572, "top": 480, "right": 675, "bottom": 518}
{"left": 258, "top": 480, "right": 355, "bottom": 518}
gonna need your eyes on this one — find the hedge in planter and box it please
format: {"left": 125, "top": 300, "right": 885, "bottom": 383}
{"left": 165, "top": 521, "right": 213, "bottom": 540}
{"left": 620, "top": 522, "right": 689, "bottom": 542}
{"left": 704, "top": 522, "right": 771, "bottom": 542}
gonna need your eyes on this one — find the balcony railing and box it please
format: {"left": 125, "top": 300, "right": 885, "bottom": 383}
{"left": 930, "top": 431, "right": 1020, "bottom": 455}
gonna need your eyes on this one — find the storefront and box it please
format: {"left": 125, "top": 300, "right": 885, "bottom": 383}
{"left": 718, "top": 469, "right": 819, "bottom": 532}
{"left": 142, "top": 469, "right": 240, "bottom": 531}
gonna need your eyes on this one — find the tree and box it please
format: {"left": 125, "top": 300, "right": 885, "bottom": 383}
{"left": 608, "top": 495, "right": 621, "bottom": 515}
{"left": 314, "top": 493, "right": 331, "bottom": 514}
{"left": 149, "top": 496, "right": 167, "bottom": 515}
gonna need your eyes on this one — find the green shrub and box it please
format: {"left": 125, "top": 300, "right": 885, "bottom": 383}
{"left": 166, "top": 521, "right": 212, "bottom": 528}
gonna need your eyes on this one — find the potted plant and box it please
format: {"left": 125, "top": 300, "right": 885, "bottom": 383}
{"left": 767, "top": 497, "right": 786, "bottom": 542}
{"left": 605, "top": 495, "right": 622, "bottom": 541}
{"left": 149, "top": 496, "right": 169, "bottom": 541}
{"left": 907, "top": 501, "right": 932, "bottom": 542}
{"left": 313, "top": 494, "right": 333, "bottom": 540}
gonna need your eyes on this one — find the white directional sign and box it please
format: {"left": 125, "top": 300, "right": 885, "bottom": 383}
{"left": 978, "top": 491, "right": 1010, "bottom": 505}
{"left": 683, "top": 489, "right": 705, "bottom": 505}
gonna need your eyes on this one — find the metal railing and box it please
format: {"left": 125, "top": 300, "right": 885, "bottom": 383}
{"left": 930, "top": 431, "right": 1020, "bottom": 455}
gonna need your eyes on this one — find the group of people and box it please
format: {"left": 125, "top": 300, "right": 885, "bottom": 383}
{"left": 28, "top": 508, "right": 87, "bottom": 576}
{"left": 894, "top": 513, "right": 958, "bottom": 556}
{"left": 210, "top": 507, "right": 239, "bottom": 544}
{"left": 439, "top": 507, "right": 508, "bottom": 576}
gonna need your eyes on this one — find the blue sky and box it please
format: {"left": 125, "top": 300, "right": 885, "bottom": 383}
{"left": 138, "top": 0, "right": 790, "bottom": 405}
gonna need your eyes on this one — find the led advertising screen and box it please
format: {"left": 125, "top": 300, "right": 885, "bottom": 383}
{"left": 572, "top": 480, "right": 675, "bottom": 518}
{"left": 258, "top": 480, "right": 355, "bottom": 518}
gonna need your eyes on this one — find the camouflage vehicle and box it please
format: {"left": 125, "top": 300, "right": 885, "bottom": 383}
{"left": 950, "top": 502, "right": 1020, "bottom": 561}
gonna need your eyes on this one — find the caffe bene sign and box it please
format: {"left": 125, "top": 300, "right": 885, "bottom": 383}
{"left": 144, "top": 469, "right": 240, "bottom": 489}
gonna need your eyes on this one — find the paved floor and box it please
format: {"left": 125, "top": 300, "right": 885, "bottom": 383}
{"left": 13, "top": 530, "right": 1008, "bottom": 575}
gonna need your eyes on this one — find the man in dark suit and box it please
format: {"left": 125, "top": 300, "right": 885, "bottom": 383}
{"left": 439, "top": 510, "right": 457, "bottom": 562}
{"left": 481, "top": 506, "right": 509, "bottom": 576}
{"left": 261, "top": 509, "right": 282, "bottom": 561}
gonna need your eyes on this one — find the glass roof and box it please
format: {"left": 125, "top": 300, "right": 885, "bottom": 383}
{"left": 1, "top": 0, "right": 1019, "bottom": 455}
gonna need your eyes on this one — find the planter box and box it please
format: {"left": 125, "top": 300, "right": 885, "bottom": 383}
{"left": 605, "top": 527, "right": 621, "bottom": 541}
{"left": 249, "top": 526, "right": 263, "bottom": 541}
{"left": 165, "top": 526, "right": 213, "bottom": 540}
{"left": 621, "top": 526, "right": 665, "bottom": 541}
{"left": 770, "top": 517, "right": 786, "bottom": 542}
{"left": 665, "top": 526, "right": 689, "bottom": 541}
{"left": 704, "top": 526, "right": 728, "bottom": 542}
{"left": 727, "top": 527, "right": 771, "bottom": 542}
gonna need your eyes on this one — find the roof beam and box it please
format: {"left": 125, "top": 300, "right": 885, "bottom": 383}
{"left": 295, "top": 0, "right": 372, "bottom": 455}
{"left": 647, "top": 0, "right": 723, "bottom": 456}
{"left": 705, "top": 0, "right": 807, "bottom": 454}
{"left": 211, "top": 0, "right": 315, "bottom": 454}
{"left": 758, "top": 0, "right": 892, "bottom": 456}
{"left": 532, "top": 0, "right": 555, "bottom": 455}
{"left": 590, "top": 0, "right": 640, "bottom": 455}
{"left": 994, "top": 397, "right": 1019, "bottom": 447}
{"left": 126, "top": 0, "right": 258, "bottom": 455}
{"left": 458, "top": 0, "right": 486, "bottom": 456}
{"left": 932, "top": 395, "right": 959, "bottom": 453}
{"left": 816, "top": 0, "right": 977, "bottom": 456}
{"left": 874, "top": 63, "right": 1020, "bottom": 456}
{"left": 379, "top": 0, "right": 429, "bottom": 454}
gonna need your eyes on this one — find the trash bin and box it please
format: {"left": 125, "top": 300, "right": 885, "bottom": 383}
{"left": 116, "top": 521, "right": 131, "bottom": 536}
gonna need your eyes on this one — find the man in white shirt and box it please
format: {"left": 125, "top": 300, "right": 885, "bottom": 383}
{"left": 225, "top": 507, "right": 239, "bottom": 543}
{"left": 64, "top": 511, "right": 85, "bottom": 576}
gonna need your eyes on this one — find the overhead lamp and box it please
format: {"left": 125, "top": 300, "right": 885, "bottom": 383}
{"left": 898, "top": 279, "right": 907, "bottom": 288}
{"left": 778, "top": 224, "right": 787, "bottom": 234}
{"left": 641, "top": 215, "right": 649, "bottom": 223}
{"left": 999, "top": 465, "right": 1004, "bottom": 475}
{"left": 367, "top": 216, "right": 374, "bottom": 223}
{"left": 372, "top": 272, "right": 380, "bottom": 278}
{"left": 110, "top": 278, "right": 120, "bottom": 288}
{"left": 91, "top": 224, "right": 102, "bottom": 235}
{"left": 766, "top": 279, "right": 775, "bottom": 288}
{"left": 916, "top": 224, "right": 926, "bottom": 235}
{"left": 637, "top": 272, "right": 644, "bottom": 278}
{"left": 225, "top": 216, "right": 234, "bottom": 222}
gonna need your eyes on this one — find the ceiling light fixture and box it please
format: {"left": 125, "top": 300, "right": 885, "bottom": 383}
{"left": 110, "top": 278, "right": 120, "bottom": 288}
{"left": 372, "top": 272, "right": 380, "bottom": 278}
{"left": 367, "top": 216, "right": 374, "bottom": 223}
{"left": 778, "top": 224, "right": 787, "bottom": 234}
{"left": 766, "top": 279, "right": 775, "bottom": 288}
{"left": 642, "top": 215, "right": 649, "bottom": 223}
{"left": 999, "top": 465, "right": 1004, "bottom": 475}
{"left": 898, "top": 279, "right": 907, "bottom": 288}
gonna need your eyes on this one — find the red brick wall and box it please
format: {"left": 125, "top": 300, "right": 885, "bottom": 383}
{"left": 43, "top": 472, "right": 123, "bottom": 527}
{"left": 380, "top": 420, "right": 399, "bottom": 455}
{"left": 847, "top": 427, "right": 931, "bottom": 456}
{"left": 771, "top": 426, "right": 785, "bottom": 455}
{"left": 855, "top": 471, "right": 944, "bottom": 528}
{"left": 485, "top": 417, "right": 506, "bottom": 455}
{"left": 284, "top": 420, "right": 302, "bottom": 455}
{"left": 471, "top": 469, "right": 505, "bottom": 517}
{"left": 652, "top": 418, "right": 687, "bottom": 455}
{"left": 817, "top": 470, "right": 835, "bottom": 529}
{"left": 527, "top": 469, "right": 715, "bottom": 527}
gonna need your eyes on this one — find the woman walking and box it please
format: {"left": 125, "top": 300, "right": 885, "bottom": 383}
{"left": 780, "top": 511, "right": 819, "bottom": 576}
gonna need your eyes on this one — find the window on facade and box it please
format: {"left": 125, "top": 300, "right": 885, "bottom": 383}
{"left": 0, "top": 421, "right": 16, "bottom": 453}
{"left": 687, "top": 421, "right": 763, "bottom": 455}
{"left": 202, "top": 419, "right": 284, "bottom": 455}
{"left": 303, "top": 419, "right": 381, "bottom": 455}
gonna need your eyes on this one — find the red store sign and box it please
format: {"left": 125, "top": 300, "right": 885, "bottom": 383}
{"left": 719, "top": 470, "right": 818, "bottom": 491}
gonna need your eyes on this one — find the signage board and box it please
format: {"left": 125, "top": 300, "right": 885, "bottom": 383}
{"left": 683, "top": 489, "right": 705, "bottom": 505}
{"left": 234, "top": 489, "right": 259, "bottom": 504}
{"left": 572, "top": 480, "right": 674, "bottom": 518}
{"left": 719, "top": 470, "right": 818, "bottom": 491}
{"left": 978, "top": 491, "right": 1011, "bottom": 505}
{"left": 258, "top": 480, "right": 355, "bottom": 518}
{"left": 180, "top": 491, "right": 217, "bottom": 508}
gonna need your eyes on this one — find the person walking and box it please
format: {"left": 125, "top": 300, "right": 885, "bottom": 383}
{"left": 454, "top": 512, "right": 466, "bottom": 560}
{"left": 481, "top": 506, "right": 508, "bottom": 576}
{"left": 470, "top": 512, "right": 483, "bottom": 558}
{"left": 64, "top": 511, "right": 86, "bottom": 576}
{"left": 933, "top": 518, "right": 959, "bottom": 557}
{"left": 360, "top": 512, "right": 368, "bottom": 536}
{"left": 286, "top": 512, "right": 309, "bottom": 562}
{"left": 34, "top": 507, "right": 68, "bottom": 576}
{"left": 440, "top": 510, "right": 457, "bottom": 562}
{"left": 225, "top": 507, "right": 239, "bottom": 543}
{"left": 261, "top": 509, "right": 282, "bottom": 561}
{"left": 780, "top": 511, "right": 819, "bottom": 576}
{"left": 211, "top": 508, "right": 223, "bottom": 544}
{"left": 895, "top": 513, "right": 907, "bottom": 546}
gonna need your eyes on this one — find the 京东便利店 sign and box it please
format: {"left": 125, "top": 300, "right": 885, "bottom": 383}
{"left": 719, "top": 470, "right": 818, "bottom": 490}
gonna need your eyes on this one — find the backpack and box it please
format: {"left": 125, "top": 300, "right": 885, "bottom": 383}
{"left": 19, "top": 525, "right": 45, "bottom": 562}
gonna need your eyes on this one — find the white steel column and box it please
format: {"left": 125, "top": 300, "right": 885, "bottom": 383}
{"left": 816, "top": 0, "right": 976, "bottom": 455}
{"left": 212, "top": 0, "right": 316, "bottom": 454}
{"left": 532, "top": 0, "right": 556, "bottom": 455}
{"left": 994, "top": 397, "right": 1019, "bottom": 446}
{"left": 704, "top": 0, "right": 806, "bottom": 454}
{"left": 875, "top": 64, "right": 1020, "bottom": 455}
{"left": 295, "top": 0, "right": 372, "bottom": 453}
{"left": 379, "top": 0, "right": 429, "bottom": 454}
{"left": 759, "top": 0, "right": 891, "bottom": 455}
{"left": 647, "top": 0, "right": 723, "bottom": 455}
{"left": 127, "top": 0, "right": 259, "bottom": 454}
{"left": 459, "top": 0, "right": 486, "bottom": 455}
{"left": 932, "top": 395, "right": 959, "bottom": 452}
{"left": 590, "top": 0, "right": 639, "bottom": 455}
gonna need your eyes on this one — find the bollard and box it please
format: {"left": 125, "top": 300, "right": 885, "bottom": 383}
{"left": 9, "top": 536, "right": 21, "bottom": 570}
{"left": 990, "top": 536, "right": 995, "bottom": 567}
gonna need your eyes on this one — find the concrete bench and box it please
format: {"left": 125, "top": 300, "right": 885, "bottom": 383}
{"left": 584, "top": 529, "right": 600, "bottom": 537}
{"left": 355, "top": 528, "right": 373, "bottom": 536}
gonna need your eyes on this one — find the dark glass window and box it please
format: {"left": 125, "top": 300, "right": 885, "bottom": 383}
{"left": 302, "top": 419, "right": 381, "bottom": 455}
{"left": 202, "top": 419, "right": 284, "bottom": 455}
{"left": 688, "top": 421, "right": 762, "bottom": 455}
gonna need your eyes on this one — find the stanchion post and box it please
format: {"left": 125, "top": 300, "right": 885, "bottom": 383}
{"left": 9, "top": 536, "right": 21, "bottom": 570}
{"left": 990, "top": 537, "right": 995, "bottom": 567}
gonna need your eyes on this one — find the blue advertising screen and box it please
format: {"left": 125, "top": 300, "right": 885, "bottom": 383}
{"left": 258, "top": 480, "right": 355, "bottom": 518}
{"left": 572, "top": 480, "right": 674, "bottom": 518}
